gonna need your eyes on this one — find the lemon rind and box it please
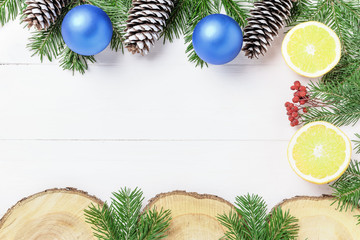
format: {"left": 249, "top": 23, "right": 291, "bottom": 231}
{"left": 287, "top": 121, "right": 352, "bottom": 184}
{"left": 282, "top": 21, "right": 342, "bottom": 78}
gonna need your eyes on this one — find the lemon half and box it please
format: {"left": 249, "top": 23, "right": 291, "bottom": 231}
{"left": 282, "top": 21, "right": 341, "bottom": 78}
{"left": 287, "top": 121, "right": 351, "bottom": 184}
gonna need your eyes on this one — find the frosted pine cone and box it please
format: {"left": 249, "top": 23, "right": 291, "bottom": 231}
{"left": 23, "top": 0, "right": 68, "bottom": 30}
{"left": 124, "top": 0, "right": 174, "bottom": 55}
{"left": 243, "top": 0, "right": 294, "bottom": 59}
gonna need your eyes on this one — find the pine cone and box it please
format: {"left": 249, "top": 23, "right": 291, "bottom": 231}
{"left": 23, "top": 0, "right": 68, "bottom": 30}
{"left": 243, "top": 0, "right": 294, "bottom": 59}
{"left": 125, "top": 0, "right": 174, "bottom": 55}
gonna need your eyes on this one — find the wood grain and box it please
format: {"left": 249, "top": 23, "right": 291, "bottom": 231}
{"left": 146, "top": 191, "right": 233, "bottom": 240}
{"left": 278, "top": 196, "right": 360, "bottom": 240}
{"left": 0, "top": 188, "right": 102, "bottom": 240}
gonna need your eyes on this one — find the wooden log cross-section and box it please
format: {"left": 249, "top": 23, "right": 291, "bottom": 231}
{"left": 278, "top": 196, "right": 360, "bottom": 240}
{"left": 0, "top": 188, "right": 103, "bottom": 240}
{"left": 145, "top": 191, "right": 234, "bottom": 240}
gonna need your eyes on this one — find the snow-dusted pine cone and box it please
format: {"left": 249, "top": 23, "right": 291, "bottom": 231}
{"left": 124, "top": 0, "right": 174, "bottom": 55}
{"left": 243, "top": 0, "right": 294, "bottom": 59}
{"left": 23, "top": 0, "right": 68, "bottom": 30}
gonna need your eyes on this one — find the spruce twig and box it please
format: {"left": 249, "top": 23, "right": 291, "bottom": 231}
{"left": 287, "top": 0, "right": 360, "bottom": 55}
{"left": 0, "top": 0, "right": 25, "bottom": 25}
{"left": 84, "top": 187, "right": 172, "bottom": 240}
{"left": 301, "top": 80, "right": 360, "bottom": 126}
{"left": 87, "top": 0, "right": 132, "bottom": 53}
{"left": 354, "top": 133, "right": 360, "bottom": 154}
{"left": 184, "top": 0, "right": 219, "bottom": 68}
{"left": 27, "top": 0, "right": 81, "bottom": 62}
{"left": 59, "top": 47, "right": 95, "bottom": 74}
{"left": 161, "top": 0, "right": 193, "bottom": 43}
{"left": 218, "top": 194, "right": 299, "bottom": 240}
{"left": 331, "top": 160, "right": 360, "bottom": 212}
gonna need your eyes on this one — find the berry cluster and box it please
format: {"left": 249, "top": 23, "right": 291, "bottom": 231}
{"left": 285, "top": 81, "right": 309, "bottom": 127}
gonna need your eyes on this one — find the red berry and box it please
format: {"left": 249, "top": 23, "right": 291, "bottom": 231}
{"left": 290, "top": 85, "right": 296, "bottom": 90}
{"left": 292, "top": 97, "right": 300, "bottom": 103}
{"left": 293, "top": 106, "right": 298, "bottom": 111}
{"left": 292, "top": 112, "right": 298, "bottom": 117}
{"left": 300, "top": 86, "right": 306, "bottom": 91}
{"left": 303, "top": 108, "right": 308, "bottom": 113}
{"left": 292, "top": 119, "right": 299, "bottom": 125}
{"left": 289, "top": 116, "right": 294, "bottom": 121}
{"left": 286, "top": 106, "right": 292, "bottom": 111}
{"left": 285, "top": 102, "right": 291, "bottom": 107}
{"left": 287, "top": 111, "right": 292, "bottom": 115}
{"left": 300, "top": 100, "right": 306, "bottom": 105}
{"left": 290, "top": 122, "right": 296, "bottom": 127}
{"left": 299, "top": 91, "right": 306, "bottom": 97}
{"left": 294, "top": 92, "right": 299, "bottom": 97}
{"left": 294, "top": 81, "right": 301, "bottom": 89}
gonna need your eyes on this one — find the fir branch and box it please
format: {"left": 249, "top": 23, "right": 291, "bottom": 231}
{"left": 301, "top": 80, "right": 360, "bottom": 126}
{"left": 218, "top": 194, "right": 299, "bottom": 240}
{"left": 266, "top": 207, "right": 299, "bottom": 240}
{"left": 84, "top": 203, "right": 121, "bottom": 240}
{"left": 59, "top": 47, "right": 96, "bottom": 74}
{"left": 87, "top": 0, "right": 131, "bottom": 52}
{"left": 27, "top": 0, "right": 81, "bottom": 62}
{"left": 184, "top": 0, "right": 220, "bottom": 68}
{"left": 111, "top": 188, "right": 143, "bottom": 239}
{"left": 331, "top": 160, "right": 360, "bottom": 211}
{"left": 235, "top": 194, "right": 267, "bottom": 239}
{"left": 285, "top": 0, "right": 312, "bottom": 27}
{"left": 354, "top": 133, "right": 360, "bottom": 154}
{"left": 0, "top": 0, "right": 25, "bottom": 25}
{"left": 85, "top": 188, "right": 171, "bottom": 240}
{"left": 221, "top": 0, "right": 252, "bottom": 27}
{"left": 321, "top": 56, "right": 360, "bottom": 84}
{"left": 218, "top": 211, "right": 243, "bottom": 240}
{"left": 161, "top": 0, "right": 193, "bottom": 43}
{"left": 286, "top": 0, "right": 360, "bottom": 55}
{"left": 137, "top": 208, "right": 172, "bottom": 240}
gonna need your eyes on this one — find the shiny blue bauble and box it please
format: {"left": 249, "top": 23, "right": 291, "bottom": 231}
{"left": 61, "top": 5, "right": 113, "bottom": 56}
{"left": 192, "top": 14, "right": 243, "bottom": 65}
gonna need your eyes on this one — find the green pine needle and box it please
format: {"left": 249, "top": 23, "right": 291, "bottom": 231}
{"left": 267, "top": 207, "right": 299, "bottom": 240}
{"left": 85, "top": 203, "right": 121, "bottom": 240}
{"left": 27, "top": 0, "right": 81, "bottom": 62}
{"left": 59, "top": 47, "right": 96, "bottom": 74}
{"left": 287, "top": 0, "right": 360, "bottom": 55}
{"left": 221, "top": 0, "right": 252, "bottom": 27}
{"left": 301, "top": 79, "right": 360, "bottom": 126}
{"left": 184, "top": 0, "right": 220, "bottom": 68}
{"left": 87, "top": 0, "right": 131, "bottom": 52}
{"left": 354, "top": 133, "right": 360, "bottom": 154}
{"left": 331, "top": 160, "right": 360, "bottom": 211}
{"left": 85, "top": 187, "right": 171, "bottom": 240}
{"left": 137, "top": 208, "right": 172, "bottom": 240}
{"left": 218, "top": 194, "right": 299, "bottom": 240}
{"left": 0, "top": 0, "right": 25, "bottom": 26}
{"left": 161, "top": 0, "right": 193, "bottom": 43}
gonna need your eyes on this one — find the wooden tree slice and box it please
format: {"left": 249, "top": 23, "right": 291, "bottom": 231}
{"left": 0, "top": 188, "right": 103, "bottom": 240}
{"left": 278, "top": 196, "right": 360, "bottom": 240}
{"left": 145, "top": 191, "right": 234, "bottom": 240}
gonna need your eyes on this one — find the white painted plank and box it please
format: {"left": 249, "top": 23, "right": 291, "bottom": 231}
{"left": 0, "top": 62, "right": 321, "bottom": 140}
{"left": 0, "top": 140, "right": 334, "bottom": 217}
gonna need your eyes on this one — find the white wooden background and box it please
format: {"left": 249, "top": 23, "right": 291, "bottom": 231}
{"left": 0, "top": 19, "right": 359, "bottom": 217}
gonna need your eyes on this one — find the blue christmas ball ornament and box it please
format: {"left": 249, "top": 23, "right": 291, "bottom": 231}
{"left": 192, "top": 14, "right": 243, "bottom": 65}
{"left": 61, "top": 4, "right": 113, "bottom": 56}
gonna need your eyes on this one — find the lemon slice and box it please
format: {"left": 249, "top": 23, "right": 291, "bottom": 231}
{"left": 287, "top": 121, "right": 351, "bottom": 184}
{"left": 282, "top": 21, "right": 341, "bottom": 78}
